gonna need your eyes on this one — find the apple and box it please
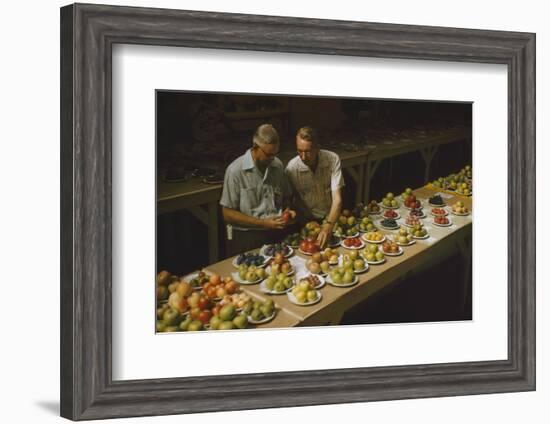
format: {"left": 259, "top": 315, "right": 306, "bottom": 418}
{"left": 219, "top": 304, "right": 236, "bottom": 321}
{"left": 295, "top": 291, "right": 307, "bottom": 303}
{"left": 349, "top": 250, "right": 359, "bottom": 260}
{"left": 198, "top": 309, "right": 212, "bottom": 324}
{"left": 375, "top": 251, "right": 385, "bottom": 261}
{"left": 306, "top": 290, "right": 318, "bottom": 302}
{"left": 312, "top": 252, "right": 322, "bottom": 263}
{"left": 179, "top": 317, "right": 192, "bottom": 331}
{"left": 353, "top": 258, "right": 365, "bottom": 270}
{"left": 157, "top": 285, "right": 169, "bottom": 301}
{"left": 343, "top": 271, "right": 354, "bottom": 284}
{"left": 162, "top": 308, "right": 180, "bottom": 326}
{"left": 233, "top": 314, "right": 248, "bottom": 329}
{"left": 209, "top": 316, "right": 222, "bottom": 330}
{"left": 274, "top": 281, "right": 286, "bottom": 292}
{"left": 309, "top": 262, "right": 321, "bottom": 274}
{"left": 156, "top": 270, "right": 172, "bottom": 286}
{"left": 281, "top": 262, "right": 291, "bottom": 274}
{"left": 320, "top": 261, "right": 330, "bottom": 273}
{"left": 245, "top": 271, "right": 256, "bottom": 282}
{"left": 255, "top": 268, "right": 265, "bottom": 280}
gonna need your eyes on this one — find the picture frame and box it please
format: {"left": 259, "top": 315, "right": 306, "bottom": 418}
{"left": 60, "top": 3, "right": 535, "bottom": 421}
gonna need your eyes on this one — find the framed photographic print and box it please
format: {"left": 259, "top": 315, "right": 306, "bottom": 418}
{"left": 60, "top": 3, "right": 535, "bottom": 420}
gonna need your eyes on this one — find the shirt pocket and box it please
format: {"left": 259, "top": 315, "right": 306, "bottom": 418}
{"left": 239, "top": 187, "right": 259, "bottom": 216}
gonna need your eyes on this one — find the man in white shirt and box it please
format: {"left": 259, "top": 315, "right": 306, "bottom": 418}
{"left": 285, "top": 126, "right": 344, "bottom": 247}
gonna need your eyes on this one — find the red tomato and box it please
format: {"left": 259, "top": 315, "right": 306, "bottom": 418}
{"left": 198, "top": 310, "right": 212, "bottom": 324}
{"left": 198, "top": 297, "right": 210, "bottom": 310}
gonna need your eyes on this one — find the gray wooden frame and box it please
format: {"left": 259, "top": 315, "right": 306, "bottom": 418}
{"left": 60, "top": 3, "right": 536, "bottom": 421}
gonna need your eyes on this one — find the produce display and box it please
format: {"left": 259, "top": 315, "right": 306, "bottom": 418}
{"left": 411, "top": 222, "right": 429, "bottom": 239}
{"left": 430, "top": 207, "right": 447, "bottom": 216}
{"left": 333, "top": 210, "right": 359, "bottom": 237}
{"left": 431, "top": 166, "right": 472, "bottom": 195}
{"left": 365, "top": 200, "right": 382, "bottom": 215}
{"left": 300, "top": 221, "right": 322, "bottom": 240}
{"left": 297, "top": 274, "right": 325, "bottom": 289}
{"left": 382, "top": 240, "right": 403, "bottom": 256}
{"left": 357, "top": 216, "right": 378, "bottom": 233}
{"left": 156, "top": 181, "right": 471, "bottom": 332}
{"left": 261, "top": 243, "right": 293, "bottom": 257}
{"left": 362, "top": 231, "right": 386, "bottom": 243}
{"left": 400, "top": 187, "right": 413, "bottom": 201}
{"left": 306, "top": 252, "right": 331, "bottom": 275}
{"left": 267, "top": 252, "right": 294, "bottom": 275}
{"left": 403, "top": 193, "right": 422, "bottom": 210}
{"left": 404, "top": 215, "right": 421, "bottom": 227}
{"left": 261, "top": 272, "right": 294, "bottom": 294}
{"left": 451, "top": 201, "right": 470, "bottom": 215}
{"left": 433, "top": 215, "right": 452, "bottom": 226}
{"left": 235, "top": 264, "right": 265, "bottom": 284}
{"left": 341, "top": 250, "right": 368, "bottom": 273}
{"left": 394, "top": 227, "right": 415, "bottom": 246}
{"left": 380, "top": 218, "right": 399, "bottom": 230}
{"left": 342, "top": 236, "right": 365, "bottom": 249}
{"left": 408, "top": 207, "right": 426, "bottom": 219}
{"left": 362, "top": 244, "right": 386, "bottom": 264}
{"left": 247, "top": 299, "right": 276, "bottom": 324}
{"left": 299, "top": 238, "right": 321, "bottom": 255}
{"left": 428, "top": 194, "right": 446, "bottom": 206}
{"left": 289, "top": 280, "right": 321, "bottom": 305}
{"left": 383, "top": 209, "right": 400, "bottom": 219}
{"left": 233, "top": 252, "right": 268, "bottom": 267}
{"left": 381, "top": 192, "right": 399, "bottom": 209}
{"left": 328, "top": 265, "right": 359, "bottom": 286}
{"left": 282, "top": 232, "right": 302, "bottom": 248}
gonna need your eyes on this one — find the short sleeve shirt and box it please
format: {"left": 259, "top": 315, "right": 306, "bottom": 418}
{"left": 285, "top": 149, "right": 345, "bottom": 219}
{"left": 220, "top": 149, "right": 291, "bottom": 230}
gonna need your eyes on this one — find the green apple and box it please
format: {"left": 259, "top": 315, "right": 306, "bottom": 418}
{"left": 353, "top": 259, "right": 365, "bottom": 270}
{"left": 366, "top": 253, "right": 375, "bottom": 262}
{"left": 251, "top": 308, "right": 264, "bottom": 321}
{"left": 219, "top": 304, "right": 236, "bottom": 321}
{"left": 306, "top": 290, "right": 318, "bottom": 302}
{"left": 274, "top": 281, "right": 285, "bottom": 292}
{"left": 320, "top": 261, "right": 330, "bottom": 273}
{"left": 342, "top": 271, "right": 354, "bottom": 284}
{"left": 187, "top": 320, "right": 203, "bottom": 331}
{"left": 239, "top": 268, "right": 247, "bottom": 280}
{"left": 162, "top": 308, "right": 180, "bottom": 326}
{"left": 233, "top": 314, "right": 248, "bottom": 329}
{"left": 375, "top": 251, "right": 385, "bottom": 261}
{"left": 295, "top": 291, "right": 307, "bottom": 303}
{"left": 245, "top": 271, "right": 256, "bottom": 282}
{"left": 218, "top": 321, "right": 235, "bottom": 330}
{"left": 260, "top": 304, "right": 273, "bottom": 318}
{"left": 369, "top": 244, "right": 378, "bottom": 254}
{"left": 209, "top": 316, "right": 222, "bottom": 330}
{"left": 255, "top": 268, "right": 265, "bottom": 280}
{"left": 283, "top": 277, "right": 293, "bottom": 289}
{"left": 349, "top": 250, "right": 359, "bottom": 260}
{"left": 332, "top": 273, "right": 343, "bottom": 284}
{"left": 387, "top": 192, "right": 394, "bottom": 200}
{"left": 156, "top": 320, "right": 167, "bottom": 332}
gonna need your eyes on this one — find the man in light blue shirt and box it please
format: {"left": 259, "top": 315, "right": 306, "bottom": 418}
{"left": 220, "top": 124, "right": 295, "bottom": 256}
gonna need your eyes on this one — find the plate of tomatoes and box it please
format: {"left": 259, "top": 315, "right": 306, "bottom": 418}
{"left": 342, "top": 237, "right": 365, "bottom": 250}
{"left": 298, "top": 238, "right": 321, "bottom": 256}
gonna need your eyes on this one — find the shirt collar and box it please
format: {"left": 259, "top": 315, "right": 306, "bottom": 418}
{"left": 241, "top": 148, "right": 256, "bottom": 171}
{"left": 297, "top": 150, "right": 327, "bottom": 172}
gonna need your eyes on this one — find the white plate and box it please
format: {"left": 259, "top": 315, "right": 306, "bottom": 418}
{"left": 395, "top": 239, "right": 416, "bottom": 247}
{"left": 231, "top": 271, "right": 263, "bottom": 285}
{"left": 287, "top": 290, "right": 322, "bottom": 306}
{"left": 298, "top": 248, "right": 322, "bottom": 256}
{"left": 433, "top": 220, "right": 453, "bottom": 227}
{"left": 379, "top": 202, "right": 400, "bottom": 210}
{"left": 341, "top": 239, "right": 366, "bottom": 250}
{"left": 296, "top": 274, "right": 326, "bottom": 289}
{"left": 430, "top": 209, "right": 448, "bottom": 217}
{"left": 380, "top": 222, "right": 400, "bottom": 230}
{"left": 328, "top": 238, "right": 342, "bottom": 248}
{"left": 259, "top": 279, "right": 294, "bottom": 294}
{"left": 382, "top": 211, "right": 401, "bottom": 220}
{"left": 353, "top": 263, "right": 369, "bottom": 274}
{"left": 365, "top": 257, "right": 386, "bottom": 265}
{"left": 259, "top": 245, "right": 294, "bottom": 258}
{"left": 402, "top": 220, "right": 423, "bottom": 228}
{"left": 231, "top": 255, "right": 269, "bottom": 269}
{"left": 326, "top": 274, "right": 359, "bottom": 287}
{"left": 451, "top": 210, "right": 471, "bottom": 216}
{"left": 412, "top": 233, "right": 430, "bottom": 240}
{"left": 181, "top": 272, "right": 205, "bottom": 290}
{"left": 247, "top": 310, "right": 277, "bottom": 324}
{"left": 429, "top": 201, "right": 447, "bottom": 208}
{"left": 382, "top": 246, "right": 404, "bottom": 256}
{"left": 367, "top": 210, "right": 382, "bottom": 215}
{"left": 266, "top": 266, "right": 295, "bottom": 277}
{"left": 403, "top": 204, "right": 424, "bottom": 211}
{"left": 361, "top": 233, "right": 386, "bottom": 244}
{"left": 408, "top": 210, "right": 427, "bottom": 219}
{"left": 343, "top": 232, "right": 360, "bottom": 239}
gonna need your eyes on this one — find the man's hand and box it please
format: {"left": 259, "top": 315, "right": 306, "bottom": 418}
{"left": 263, "top": 216, "right": 287, "bottom": 230}
{"left": 317, "top": 223, "right": 332, "bottom": 248}
{"left": 282, "top": 208, "right": 297, "bottom": 225}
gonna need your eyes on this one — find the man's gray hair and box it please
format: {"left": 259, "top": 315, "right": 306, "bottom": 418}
{"left": 253, "top": 124, "right": 280, "bottom": 146}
